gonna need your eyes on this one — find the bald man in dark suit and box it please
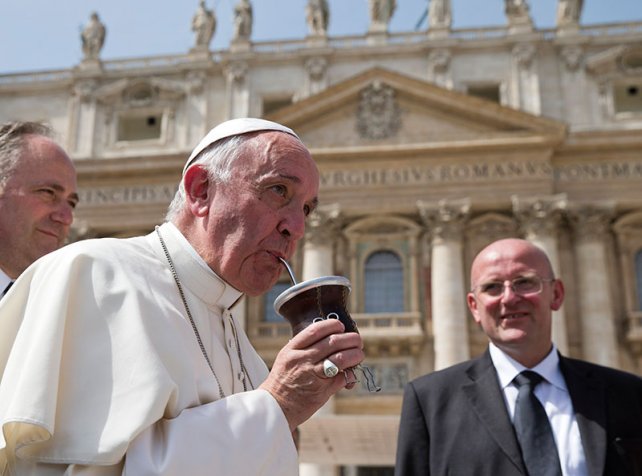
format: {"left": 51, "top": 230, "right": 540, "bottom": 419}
{"left": 395, "top": 239, "right": 642, "bottom": 476}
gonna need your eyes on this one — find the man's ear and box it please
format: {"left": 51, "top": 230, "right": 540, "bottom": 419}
{"left": 467, "top": 292, "right": 482, "bottom": 325}
{"left": 550, "top": 279, "right": 565, "bottom": 311}
{"left": 183, "top": 165, "right": 212, "bottom": 217}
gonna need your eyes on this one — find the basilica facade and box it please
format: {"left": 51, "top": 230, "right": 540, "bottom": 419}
{"left": 1, "top": 1, "right": 641, "bottom": 474}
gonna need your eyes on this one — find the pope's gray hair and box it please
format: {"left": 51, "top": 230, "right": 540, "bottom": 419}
{"left": 165, "top": 134, "right": 252, "bottom": 222}
{"left": 0, "top": 121, "right": 53, "bottom": 191}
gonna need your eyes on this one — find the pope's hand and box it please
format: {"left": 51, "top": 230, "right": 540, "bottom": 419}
{"left": 259, "top": 318, "right": 364, "bottom": 431}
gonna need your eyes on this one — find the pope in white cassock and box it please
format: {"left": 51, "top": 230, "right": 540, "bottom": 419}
{"left": 0, "top": 118, "right": 365, "bottom": 475}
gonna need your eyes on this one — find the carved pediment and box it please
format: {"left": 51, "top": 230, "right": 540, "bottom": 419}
{"left": 93, "top": 77, "right": 188, "bottom": 105}
{"left": 586, "top": 44, "right": 642, "bottom": 77}
{"left": 266, "top": 67, "right": 566, "bottom": 150}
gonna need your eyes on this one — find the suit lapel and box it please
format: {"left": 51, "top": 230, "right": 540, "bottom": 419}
{"left": 462, "top": 351, "right": 527, "bottom": 474}
{"left": 560, "top": 356, "right": 607, "bottom": 476}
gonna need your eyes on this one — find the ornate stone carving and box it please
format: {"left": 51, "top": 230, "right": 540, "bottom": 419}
{"left": 123, "top": 82, "right": 156, "bottom": 107}
{"left": 356, "top": 80, "right": 401, "bottom": 140}
{"left": 73, "top": 79, "right": 99, "bottom": 101}
{"left": 417, "top": 198, "right": 471, "bottom": 243}
{"left": 225, "top": 61, "right": 248, "bottom": 83}
{"left": 186, "top": 71, "right": 206, "bottom": 94}
{"left": 560, "top": 45, "right": 584, "bottom": 71}
{"left": 427, "top": 48, "right": 451, "bottom": 72}
{"left": 512, "top": 194, "right": 567, "bottom": 239}
{"left": 81, "top": 12, "right": 106, "bottom": 61}
{"left": 192, "top": 0, "right": 216, "bottom": 49}
{"left": 305, "top": 204, "right": 343, "bottom": 246}
{"left": 427, "top": 48, "right": 452, "bottom": 88}
{"left": 306, "top": 0, "right": 329, "bottom": 36}
{"left": 568, "top": 203, "right": 615, "bottom": 241}
{"left": 304, "top": 57, "right": 328, "bottom": 81}
{"left": 466, "top": 213, "right": 518, "bottom": 244}
{"left": 512, "top": 43, "right": 536, "bottom": 68}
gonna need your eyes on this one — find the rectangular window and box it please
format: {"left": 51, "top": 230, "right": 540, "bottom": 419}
{"left": 262, "top": 96, "right": 293, "bottom": 116}
{"left": 117, "top": 113, "right": 163, "bottom": 141}
{"left": 467, "top": 83, "right": 501, "bottom": 103}
{"left": 614, "top": 80, "right": 642, "bottom": 115}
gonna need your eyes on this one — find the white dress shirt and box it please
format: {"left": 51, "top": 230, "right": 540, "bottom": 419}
{"left": 489, "top": 343, "right": 588, "bottom": 476}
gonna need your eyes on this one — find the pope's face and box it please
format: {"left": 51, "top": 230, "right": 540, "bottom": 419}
{"left": 0, "top": 135, "right": 78, "bottom": 278}
{"left": 466, "top": 239, "right": 564, "bottom": 366}
{"left": 201, "top": 132, "right": 319, "bottom": 296}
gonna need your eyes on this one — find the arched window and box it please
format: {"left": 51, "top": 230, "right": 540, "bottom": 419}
{"left": 364, "top": 250, "right": 404, "bottom": 313}
{"left": 263, "top": 282, "right": 290, "bottom": 322}
{"left": 636, "top": 249, "right": 642, "bottom": 310}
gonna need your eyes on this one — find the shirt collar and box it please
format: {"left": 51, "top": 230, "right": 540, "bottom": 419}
{"left": 154, "top": 222, "right": 243, "bottom": 310}
{"left": 489, "top": 342, "right": 567, "bottom": 391}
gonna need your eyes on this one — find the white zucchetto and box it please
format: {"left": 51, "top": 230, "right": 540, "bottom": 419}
{"left": 183, "top": 118, "right": 300, "bottom": 174}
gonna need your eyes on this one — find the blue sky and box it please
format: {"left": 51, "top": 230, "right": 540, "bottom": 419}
{"left": 1, "top": 0, "right": 641, "bottom": 74}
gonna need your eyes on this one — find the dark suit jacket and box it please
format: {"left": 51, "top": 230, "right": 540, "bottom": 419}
{"left": 395, "top": 350, "right": 642, "bottom": 476}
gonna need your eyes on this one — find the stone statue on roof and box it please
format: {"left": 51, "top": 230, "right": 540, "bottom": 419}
{"left": 306, "top": 0, "right": 329, "bottom": 36}
{"left": 233, "top": 0, "right": 253, "bottom": 42}
{"left": 429, "top": 0, "right": 452, "bottom": 30}
{"left": 369, "top": 0, "right": 396, "bottom": 28}
{"left": 81, "top": 12, "right": 106, "bottom": 61}
{"left": 557, "top": 0, "right": 583, "bottom": 27}
{"left": 192, "top": 0, "right": 216, "bottom": 48}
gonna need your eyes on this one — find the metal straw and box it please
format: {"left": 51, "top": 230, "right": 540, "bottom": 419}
{"left": 278, "top": 257, "right": 297, "bottom": 285}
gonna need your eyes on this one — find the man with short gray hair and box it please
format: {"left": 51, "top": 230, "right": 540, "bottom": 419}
{"left": 0, "top": 121, "right": 78, "bottom": 299}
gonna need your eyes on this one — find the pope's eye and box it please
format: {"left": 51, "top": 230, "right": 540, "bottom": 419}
{"left": 271, "top": 184, "right": 287, "bottom": 196}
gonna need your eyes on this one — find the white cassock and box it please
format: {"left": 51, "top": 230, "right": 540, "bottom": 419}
{"left": 0, "top": 222, "right": 298, "bottom": 476}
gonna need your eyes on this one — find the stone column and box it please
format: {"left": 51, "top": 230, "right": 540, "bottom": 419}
{"left": 299, "top": 204, "right": 342, "bottom": 476}
{"left": 512, "top": 194, "right": 569, "bottom": 354}
{"left": 511, "top": 42, "right": 540, "bottom": 115}
{"left": 185, "top": 71, "right": 208, "bottom": 147}
{"left": 70, "top": 79, "right": 99, "bottom": 158}
{"left": 224, "top": 60, "right": 249, "bottom": 119}
{"left": 427, "top": 48, "right": 452, "bottom": 90}
{"left": 558, "top": 43, "right": 588, "bottom": 126}
{"left": 419, "top": 198, "right": 471, "bottom": 370}
{"left": 302, "top": 57, "right": 328, "bottom": 100}
{"left": 303, "top": 204, "right": 342, "bottom": 280}
{"left": 569, "top": 203, "right": 619, "bottom": 367}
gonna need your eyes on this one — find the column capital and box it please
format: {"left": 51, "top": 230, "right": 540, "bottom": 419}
{"left": 305, "top": 203, "right": 343, "bottom": 246}
{"left": 418, "top": 198, "right": 470, "bottom": 243}
{"left": 559, "top": 44, "right": 584, "bottom": 71}
{"left": 512, "top": 42, "right": 536, "bottom": 68}
{"left": 304, "top": 56, "right": 328, "bottom": 80}
{"left": 512, "top": 194, "right": 567, "bottom": 239}
{"left": 568, "top": 202, "right": 615, "bottom": 241}
{"left": 224, "top": 60, "right": 248, "bottom": 83}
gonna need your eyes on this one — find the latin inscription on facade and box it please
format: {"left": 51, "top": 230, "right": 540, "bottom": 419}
{"left": 320, "top": 160, "right": 553, "bottom": 188}
{"left": 78, "top": 184, "right": 178, "bottom": 205}
{"left": 320, "top": 159, "right": 642, "bottom": 188}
